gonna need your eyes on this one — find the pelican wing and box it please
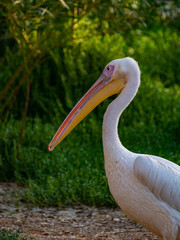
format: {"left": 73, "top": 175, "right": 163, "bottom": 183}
{"left": 133, "top": 155, "right": 180, "bottom": 212}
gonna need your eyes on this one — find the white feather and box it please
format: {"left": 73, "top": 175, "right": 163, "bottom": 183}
{"left": 103, "top": 57, "right": 180, "bottom": 240}
{"left": 134, "top": 155, "right": 180, "bottom": 212}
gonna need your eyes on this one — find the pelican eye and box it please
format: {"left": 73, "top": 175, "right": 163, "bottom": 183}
{"left": 107, "top": 66, "right": 110, "bottom": 71}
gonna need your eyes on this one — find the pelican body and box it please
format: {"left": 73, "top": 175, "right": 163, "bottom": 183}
{"left": 48, "top": 57, "right": 180, "bottom": 240}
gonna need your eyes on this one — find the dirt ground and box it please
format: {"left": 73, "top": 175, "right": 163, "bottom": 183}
{"left": 0, "top": 182, "right": 160, "bottom": 240}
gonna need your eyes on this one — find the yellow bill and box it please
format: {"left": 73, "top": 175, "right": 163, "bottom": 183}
{"left": 48, "top": 64, "right": 126, "bottom": 151}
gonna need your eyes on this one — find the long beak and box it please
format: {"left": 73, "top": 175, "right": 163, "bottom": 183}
{"left": 48, "top": 73, "right": 126, "bottom": 151}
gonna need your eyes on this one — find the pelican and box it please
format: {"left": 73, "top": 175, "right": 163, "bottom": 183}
{"left": 48, "top": 57, "right": 180, "bottom": 240}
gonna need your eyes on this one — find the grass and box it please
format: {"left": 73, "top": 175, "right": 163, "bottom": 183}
{"left": 0, "top": 229, "right": 33, "bottom": 240}
{"left": 0, "top": 75, "right": 179, "bottom": 207}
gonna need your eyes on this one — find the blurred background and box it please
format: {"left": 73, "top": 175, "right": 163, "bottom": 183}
{"left": 0, "top": 0, "right": 179, "bottom": 206}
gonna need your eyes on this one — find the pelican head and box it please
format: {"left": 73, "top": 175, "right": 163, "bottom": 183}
{"left": 48, "top": 57, "right": 138, "bottom": 151}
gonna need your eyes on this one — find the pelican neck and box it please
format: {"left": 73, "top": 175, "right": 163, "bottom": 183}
{"left": 102, "top": 75, "right": 140, "bottom": 150}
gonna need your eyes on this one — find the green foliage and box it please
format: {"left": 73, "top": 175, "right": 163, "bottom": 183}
{"left": 0, "top": 77, "right": 179, "bottom": 206}
{"left": 0, "top": 0, "right": 179, "bottom": 207}
{"left": 0, "top": 229, "right": 32, "bottom": 240}
{"left": 0, "top": 0, "right": 179, "bottom": 120}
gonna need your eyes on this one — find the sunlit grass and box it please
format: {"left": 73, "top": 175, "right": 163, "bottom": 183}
{"left": 0, "top": 229, "right": 33, "bottom": 240}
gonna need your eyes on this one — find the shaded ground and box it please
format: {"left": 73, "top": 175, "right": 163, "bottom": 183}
{"left": 0, "top": 183, "right": 160, "bottom": 240}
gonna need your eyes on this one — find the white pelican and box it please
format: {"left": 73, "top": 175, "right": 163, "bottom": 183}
{"left": 48, "top": 57, "right": 180, "bottom": 240}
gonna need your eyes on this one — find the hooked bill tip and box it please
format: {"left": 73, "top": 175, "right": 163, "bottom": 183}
{"left": 48, "top": 144, "right": 54, "bottom": 151}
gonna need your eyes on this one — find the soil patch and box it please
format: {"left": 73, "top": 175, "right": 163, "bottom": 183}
{"left": 0, "top": 182, "right": 160, "bottom": 240}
